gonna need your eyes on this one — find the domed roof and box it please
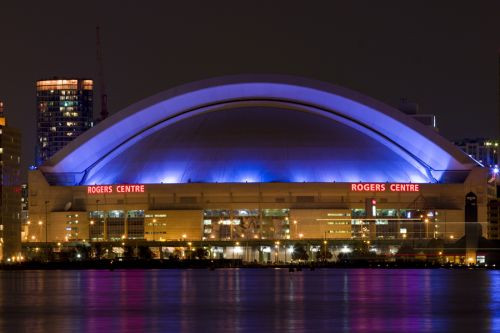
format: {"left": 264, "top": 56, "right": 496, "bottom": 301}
{"left": 40, "top": 75, "right": 477, "bottom": 185}
{"left": 84, "top": 107, "right": 432, "bottom": 184}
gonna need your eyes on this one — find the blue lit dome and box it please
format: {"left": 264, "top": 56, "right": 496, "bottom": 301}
{"left": 40, "top": 75, "right": 477, "bottom": 185}
{"left": 84, "top": 107, "right": 431, "bottom": 184}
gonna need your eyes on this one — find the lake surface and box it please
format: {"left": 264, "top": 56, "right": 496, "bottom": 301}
{"left": 0, "top": 268, "right": 498, "bottom": 332}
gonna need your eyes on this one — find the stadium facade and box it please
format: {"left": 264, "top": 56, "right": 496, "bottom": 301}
{"left": 26, "top": 75, "right": 494, "bottom": 259}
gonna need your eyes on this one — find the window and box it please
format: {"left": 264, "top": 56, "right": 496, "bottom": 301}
{"left": 108, "top": 210, "right": 124, "bottom": 218}
{"left": 128, "top": 210, "right": 144, "bottom": 218}
{"left": 351, "top": 209, "right": 366, "bottom": 217}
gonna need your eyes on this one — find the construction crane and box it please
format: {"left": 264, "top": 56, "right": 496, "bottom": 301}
{"left": 96, "top": 26, "right": 108, "bottom": 121}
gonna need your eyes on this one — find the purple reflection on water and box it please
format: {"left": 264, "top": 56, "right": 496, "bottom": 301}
{"left": 0, "top": 269, "right": 497, "bottom": 332}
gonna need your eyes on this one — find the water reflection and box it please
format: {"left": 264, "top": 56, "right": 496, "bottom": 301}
{"left": 0, "top": 269, "right": 498, "bottom": 332}
{"left": 489, "top": 271, "right": 500, "bottom": 331}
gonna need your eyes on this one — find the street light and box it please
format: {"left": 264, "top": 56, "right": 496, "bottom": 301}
{"left": 423, "top": 217, "right": 430, "bottom": 238}
{"left": 187, "top": 241, "right": 192, "bottom": 259}
{"left": 152, "top": 219, "right": 157, "bottom": 241}
{"left": 95, "top": 199, "right": 101, "bottom": 240}
{"left": 44, "top": 200, "right": 49, "bottom": 243}
{"left": 38, "top": 221, "right": 43, "bottom": 242}
{"left": 275, "top": 241, "right": 281, "bottom": 263}
{"left": 234, "top": 241, "right": 240, "bottom": 259}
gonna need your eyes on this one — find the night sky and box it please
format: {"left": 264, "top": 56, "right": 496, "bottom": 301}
{"left": 0, "top": 1, "right": 499, "bottom": 177}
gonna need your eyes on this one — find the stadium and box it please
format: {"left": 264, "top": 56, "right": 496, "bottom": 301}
{"left": 26, "top": 75, "right": 493, "bottom": 260}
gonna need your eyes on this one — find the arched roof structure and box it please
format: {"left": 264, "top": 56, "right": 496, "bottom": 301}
{"left": 40, "top": 75, "right": 477, "bottom": 185}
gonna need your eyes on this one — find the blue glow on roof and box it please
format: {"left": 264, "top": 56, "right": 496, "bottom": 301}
{"left": 82, "top": 107, "right": 433, "bottom": 185}
{"left": 40, "top": 75, "right": 477, "bottom": 186}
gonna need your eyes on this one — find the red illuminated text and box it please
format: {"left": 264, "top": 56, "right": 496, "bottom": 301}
{"left": 87, "top": 184, "right": 145, "bottom": 194}
{"left": 351, "top": 183, "right": 420, "bottom": 192}
{"left": 389, "top": 183, "right": 420, "bottom": 192}
{"left": 87, "top": 185, "right": 113, "bottom": 194}
{"left": 116, "top": 185, "right": 145, "bottom": 193}
{"left": 351, "top": 183, "right": 386, "bottom": 192}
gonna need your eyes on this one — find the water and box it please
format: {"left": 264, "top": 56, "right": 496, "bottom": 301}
{"left": 0, "top": 268, "right": 499, "bottom": 332}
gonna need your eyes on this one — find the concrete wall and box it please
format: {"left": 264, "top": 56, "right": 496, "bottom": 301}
{"left": 26, "top": 170, "right": 492, "bottom": 243}
{"left": 145, "top": 210, "right": 202, "bottom": 241}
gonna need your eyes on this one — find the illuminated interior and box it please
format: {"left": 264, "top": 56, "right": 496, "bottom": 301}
{"left": 36, "top": 79, "right": 93, "bottom": 91}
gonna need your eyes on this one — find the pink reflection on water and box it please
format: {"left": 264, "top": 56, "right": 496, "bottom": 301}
{"left": 0, "top": 268, "right": 496, "bottom": 332}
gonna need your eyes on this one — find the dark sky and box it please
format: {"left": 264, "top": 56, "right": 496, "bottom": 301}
{"left": 0, "top": 1, "right": 499, "bottom": 175}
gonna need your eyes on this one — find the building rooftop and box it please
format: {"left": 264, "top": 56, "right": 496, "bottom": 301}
{"left": 39, "top": 75, "right": 478, "bottom": 186}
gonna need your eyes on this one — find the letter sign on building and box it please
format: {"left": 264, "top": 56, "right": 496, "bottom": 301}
{"left": 351, "top": 183, "right": 420, "bottom": 192}
{"left": 87, "top": 185, "right": 113, "bottom": 194}
{"left": 87, "top": 184, "right": 146, "bottom": 194}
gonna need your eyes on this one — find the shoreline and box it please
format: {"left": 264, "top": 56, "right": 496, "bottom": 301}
{"left": 0, "top": 259, "right": 493, "bottom": 270}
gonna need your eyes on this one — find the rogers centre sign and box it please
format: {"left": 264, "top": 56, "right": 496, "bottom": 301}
{"left": 351, "top": 183, "right": 420, "bottom": 192}
{"left": 87, "top": 184, "right": 145, "bottom": 194}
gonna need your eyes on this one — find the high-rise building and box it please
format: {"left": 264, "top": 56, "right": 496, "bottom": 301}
{"left": 0, "top": 101, "right": 5, "bottom": 125}
{"left": 454, "top": 138, "right": 498, "bottom": 168}
{"left": 0, "top": 101, "right": 22, "bottom": 261}
{"left": 20, "top": 184, "right": 29, "bottom": 242}
{"left": 36, "top": 79, "right": 93, "bottom": 165}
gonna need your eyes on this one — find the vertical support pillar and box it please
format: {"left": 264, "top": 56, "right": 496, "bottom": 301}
{"left": 465, "top": 192, "right": 479, "bottom": 264}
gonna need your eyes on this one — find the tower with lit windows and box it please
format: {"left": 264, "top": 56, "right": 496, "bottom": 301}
{"left": 0, "top": 101, "right": 22, "bottom": 261}
{"left": 36, "top": 78, "right": 93, "bottom": 166}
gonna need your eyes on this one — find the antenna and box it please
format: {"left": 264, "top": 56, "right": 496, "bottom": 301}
{"left": 96, "top": 26, "right": 108, "bottom": 121}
